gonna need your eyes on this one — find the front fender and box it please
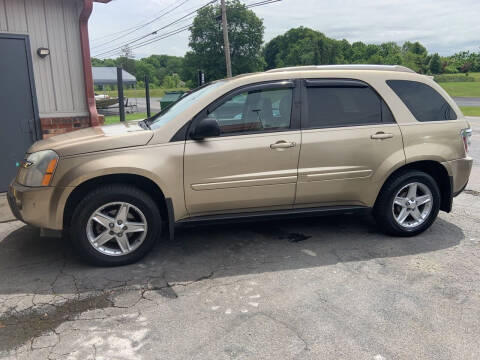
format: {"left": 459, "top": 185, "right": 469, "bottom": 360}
{"left": 51, "top": 143, "right": 186, "bottom": 228}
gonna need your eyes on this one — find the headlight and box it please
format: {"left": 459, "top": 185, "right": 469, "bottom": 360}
{"left": 17, "top": 150, "right": 59, "bottom": 187}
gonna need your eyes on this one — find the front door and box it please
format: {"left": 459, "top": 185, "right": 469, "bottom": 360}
{"left": 295, "top": 79, "right": 405, "bottom": 207}
{"left": 0, "top": 34, "right": 39, "bottom": 191}
{"left": 184, "top": 81, "right": 301, "bottom": 215}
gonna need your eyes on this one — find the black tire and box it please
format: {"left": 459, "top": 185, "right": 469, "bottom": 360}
{"left": 373, "top": 170, "right": 441, "bottom": 237}
{"left": 70, "top": 184, "right": 161, "bottom": 266}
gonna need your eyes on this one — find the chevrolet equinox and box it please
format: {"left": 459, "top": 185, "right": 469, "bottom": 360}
{"left": 8, "top": 65, "right": 473, "bottom": 266}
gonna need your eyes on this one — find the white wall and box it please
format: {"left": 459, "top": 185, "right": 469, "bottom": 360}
{"left": 0, "top": 0, "right": 88, "bottom": 118}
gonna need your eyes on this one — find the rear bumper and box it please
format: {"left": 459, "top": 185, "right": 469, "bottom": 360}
{"left": 7, "top": 181, "right": 60, "bottom": 229}
{"left": 453, "top": 180, "right": 468, "bottom": 197}
{"left": 443, "top": 157, "right": 473, "bottom": 195}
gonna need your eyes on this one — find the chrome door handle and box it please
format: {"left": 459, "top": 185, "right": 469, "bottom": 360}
{"left": 270, "top": 141, "right": 296, "bottom": 149}
{"left": 371, "top": 132, "right": 394, "bottom": 140}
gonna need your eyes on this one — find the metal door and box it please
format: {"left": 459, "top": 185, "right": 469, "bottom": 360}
{"left": 184, "top": 81, "right": 302, "bottom": 215}
{"left": 0, "top": 34, "right": 40, "bottom": 191}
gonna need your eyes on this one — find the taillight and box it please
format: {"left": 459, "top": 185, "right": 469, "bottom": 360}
{"left": 461, "top": 128, "right": 472, "bottom": 154}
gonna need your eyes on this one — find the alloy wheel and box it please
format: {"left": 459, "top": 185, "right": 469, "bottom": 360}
{"left": 392, "top": 182, "right": 433, "bottom": 229}
{"left": 86, "top": 202, "right": 148, "bottom": 256}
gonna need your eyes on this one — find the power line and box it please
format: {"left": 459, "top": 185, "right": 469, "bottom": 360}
{"left": 95, "top": 0, "right": 282, "bottom": 59}
{"left": 95, "top": 22, "right": 193, "bottom": 59}
{"left": 95, "top": 16, "right": 195, "bottom": 59}
{"left": 93, "top": 0, "right": 217, "bottom": 58}
{"left": 97, "top": 0, "right": 282, "bottom": 59}
{"left": 247, "top": 0, "right": 282, "bottom": 8}
{"left": 90, "top": 0, "right": 186, "bottom": 43}
{"left": 91, "top": 0, "right": 192, "bottom": 50}
{"left": 121, "top": 24, "right": 192, "bottom": 52}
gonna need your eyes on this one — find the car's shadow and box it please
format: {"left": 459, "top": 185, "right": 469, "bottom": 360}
{"left": 0, "top": 213, "right": 464, "bottom": 298}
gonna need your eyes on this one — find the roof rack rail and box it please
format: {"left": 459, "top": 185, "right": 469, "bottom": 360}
{"left": 266, "top": 64, "right": 416, "bottom": 74}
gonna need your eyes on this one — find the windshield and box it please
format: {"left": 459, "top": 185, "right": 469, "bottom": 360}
{"left": 149, "top": 81, "right": 226, "bottom": 130}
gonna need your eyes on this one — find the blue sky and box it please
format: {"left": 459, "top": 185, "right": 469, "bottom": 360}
{"left": 89, "top": 0, "right": 480, "bottom": 59}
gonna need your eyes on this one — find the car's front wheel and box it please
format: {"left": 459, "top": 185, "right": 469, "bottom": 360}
{"left": 374, "top": 170, "right": 441, "bottom": 236}
{"left": 70, "top": 184, "right": 161, "bottom": 266}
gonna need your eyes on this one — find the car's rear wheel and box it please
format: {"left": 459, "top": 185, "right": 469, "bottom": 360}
{"left": 374, "top": 170, "right": 441, "bottom": 236}
{"left": 70, "top": 184, "right": 161, "bottom": 266}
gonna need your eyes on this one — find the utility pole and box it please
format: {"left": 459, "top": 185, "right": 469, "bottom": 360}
{"left": 144, "top": 75, "right": 151, "bottom": 118}
{"left": 117, "top": 67, "right": 125, "bottom": 122}
{"left": 221, "top": 0, "right": 232, "bottom": 78}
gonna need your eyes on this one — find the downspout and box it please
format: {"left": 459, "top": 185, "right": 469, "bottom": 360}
{"left": 79, "top": 0, "right": 100, "bottom": 126}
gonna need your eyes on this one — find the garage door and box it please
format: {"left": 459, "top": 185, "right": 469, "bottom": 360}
{"left": 0, "top": 34, "right": 39, "bottom": 192}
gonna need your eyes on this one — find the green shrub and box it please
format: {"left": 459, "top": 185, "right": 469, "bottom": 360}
{"left": 434, "top": 74, "right": 475, "bottom": 82}
{"left": 443, "top": 65, "right": 459, "bottom": 74}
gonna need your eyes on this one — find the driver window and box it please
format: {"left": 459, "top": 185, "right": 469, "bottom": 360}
{"left": 208, "top": 87, "right": 293, "bottom": 135}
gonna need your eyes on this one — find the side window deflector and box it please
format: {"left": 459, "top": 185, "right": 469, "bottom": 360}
{"left": 305, "top": 79, "right": 368, "bottom": 88}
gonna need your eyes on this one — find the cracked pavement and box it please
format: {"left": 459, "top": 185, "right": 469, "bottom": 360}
{"left": 0, "top": 119, "right": 479, "bottom": 360}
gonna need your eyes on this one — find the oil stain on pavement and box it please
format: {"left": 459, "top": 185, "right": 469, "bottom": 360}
{"left": 0, "top": 293, "right": 112, "bottom": 352}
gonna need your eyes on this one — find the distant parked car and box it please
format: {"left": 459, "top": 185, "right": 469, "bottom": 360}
{"left": 95, "top": 93, "right": 119, "bottom": 109}
{"left": 8, "top": 65, "right": 472, "bottom": 266}
{"left": 94, "top": 93, "right": 110, "bottom": 101}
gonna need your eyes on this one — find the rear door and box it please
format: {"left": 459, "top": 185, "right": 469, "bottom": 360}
{"left": 295, "top": 79, "right": 405, "bottom": 208}
{"left": 184, "top": 81, "right": 302, "bottom": 215}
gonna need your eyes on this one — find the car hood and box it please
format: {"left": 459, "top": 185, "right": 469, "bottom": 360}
{"left": 29, "top": 121, "right": 154, "bottom": 157}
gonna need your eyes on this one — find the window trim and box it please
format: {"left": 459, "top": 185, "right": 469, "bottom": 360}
{"left": 301, "top": 78, "right": 396, "bottom": 130}
{"left": 181, "top": 80, "right": 301, "bottom": 141}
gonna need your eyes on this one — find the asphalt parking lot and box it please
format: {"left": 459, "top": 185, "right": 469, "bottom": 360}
{"left": 0, "top": 119, "right": 479, "bottom": 360}
{"left": 454, "top": 97, "right": 480, "bottom": 107}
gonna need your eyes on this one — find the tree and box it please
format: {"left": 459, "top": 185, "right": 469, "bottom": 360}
{"left": 401, "top": 41, "right": 429, "bottom": 73}
{"left": 135, "top": 61, "right": 156, "bottom": 84}
{"left": 142, "top": 55, "right": 184, "bottom": 85}
{"left": 184, "top": 0, "right": 265, "bottom": 83}
{"left": 402, "top": 41, "right": 427, "bottom": 56}
{"left": 429, "top": 53, "right": 442, "bottom": 74}
{"left": 351, "top": 41, "right": 368, "bottom": 63}
{"left": 91, "top": 28, "right": 479, "bottom": 88}
{"left": 162, "top": 74, "right": 181, "bottom": 88}
{"left": 91, "top": 57, "right": 116, "bottom": 67}
{"left": 379, "top": 42, "right": 402, "bottom": 65}
{"left": 263, "top": 27, "right": 344, "bottom": 70}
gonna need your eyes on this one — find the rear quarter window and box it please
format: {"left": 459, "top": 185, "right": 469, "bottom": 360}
{"left": 387, "top": 80, "right": 457, "bottom": 122}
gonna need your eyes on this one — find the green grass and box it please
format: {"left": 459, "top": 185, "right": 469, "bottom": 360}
{"left": 100, "top": 88, "right": 188, "bottom": 99}
{"left": 460, "top": 106, "right": 480, "bottom": 117}
{"left": 103, "top": 112, "right": 148, "bottom": 125}
{"left": 436, "top": 72, "right": 480, "bottom": 98}
{"left": 438, "top": 82, "right": 480, "bottom": 97}
{"left": 436, "top": 72, "right": 480, "bottom": 81}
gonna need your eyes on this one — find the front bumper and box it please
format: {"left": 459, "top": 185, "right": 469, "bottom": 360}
{"left": 7, "top": 181, "right": 61, "bottom": 230}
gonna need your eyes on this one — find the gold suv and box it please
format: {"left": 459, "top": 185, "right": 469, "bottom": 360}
{"left": 8, "top": 65, "right": 473, "bottom": 266}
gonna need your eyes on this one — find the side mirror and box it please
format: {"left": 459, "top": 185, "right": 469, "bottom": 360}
{"left": 191, "top": 117, "right": 221, "bottom": 140}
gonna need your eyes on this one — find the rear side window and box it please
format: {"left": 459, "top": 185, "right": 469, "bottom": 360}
{"left": 387, "top": 80, "right": 457, "bottom": 122}
{"left": 304, "top": 83, "right": 393, "bottom": 129}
